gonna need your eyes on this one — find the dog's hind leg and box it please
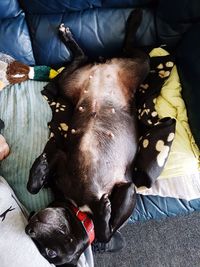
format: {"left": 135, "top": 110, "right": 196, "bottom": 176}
{"left": 122, "top": 9, "right": 143, "bottom": 55}
{"left": 122, "top": 9, "right": 150, "bottom": 73}
{"left": 94, "top": 182, "right": 136, "bottom": 242}
{"left": 59, "top": 24, "right": 88, "bottom": 70}
{"left": 59, "top": 24, "right": 85, "bottom": 58}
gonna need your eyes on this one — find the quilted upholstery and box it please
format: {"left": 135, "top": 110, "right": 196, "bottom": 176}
{"left": 19, "top": 0, "right": 155, "bottom": 13}
{"left": 0, "top": 0, "right": 35, "bottom": 65}
{"left": 0, "top": 0, "right": 197, "bottom": 67}
{"left": 0, "top": 0, "right": 21, "bottom": 19}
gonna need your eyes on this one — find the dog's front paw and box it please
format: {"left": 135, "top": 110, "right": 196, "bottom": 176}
{"left": 27, "top": 152, "right": 50, "bottom": 194}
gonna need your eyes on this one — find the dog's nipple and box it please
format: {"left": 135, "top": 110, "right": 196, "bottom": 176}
{"left": 107, "top": 131, "right": 114, "bottom": 138}
{"left": 78, "top": 106, "right": 84, "bottom": 112}
{"left": 111, "top": 108, "right": 115, "bottom": 114}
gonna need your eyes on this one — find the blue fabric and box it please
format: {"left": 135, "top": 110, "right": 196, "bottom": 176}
{"left": 0, "top": 0, "right": 22, "bottom": 19}
{"left": 130, "top": 194, "right": 200, "bottom": 223}
{"left": 19, "top": 0, "right": 155, "bottom": 13}
{"left": 0, "top": 14, "right": 35, "bottom": 65}
{"left": 19, "top": 0, "right": 102, "bottom": 13}
{"left": 102, "top": 0, "right": 155, "bottom": 8}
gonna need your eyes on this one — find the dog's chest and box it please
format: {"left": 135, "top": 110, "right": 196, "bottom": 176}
{"left": 71, "top": 60, "right": 129, "bottom": 108}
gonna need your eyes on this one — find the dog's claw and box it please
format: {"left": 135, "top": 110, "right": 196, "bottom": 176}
{"left": 59, "top": 23, "right": 66, "bottom": 32}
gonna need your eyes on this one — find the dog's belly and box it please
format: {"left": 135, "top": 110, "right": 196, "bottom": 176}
{"left": 78, "top": 127, "right": 135, "bottom": 197}
{"left": 57, "top": 59, "right": 139, "bottom": 207}
{"left": 56, "top": 107, "right": 138, "bottom": 206}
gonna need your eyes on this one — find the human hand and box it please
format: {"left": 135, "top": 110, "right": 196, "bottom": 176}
{"left": 0, "top": 134, "right": 10, "bottom": 160}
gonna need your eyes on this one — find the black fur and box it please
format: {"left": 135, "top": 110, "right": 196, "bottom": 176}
{"left": 26, "top": 9, "right": 149, "bottom": 266}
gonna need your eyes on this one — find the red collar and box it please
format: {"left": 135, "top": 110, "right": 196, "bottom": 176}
{"left": 71, "top": 205, "right": 95, "bottom": 244}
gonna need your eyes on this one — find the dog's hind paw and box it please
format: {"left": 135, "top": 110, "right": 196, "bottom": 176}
{"left": 59, "top": 23, "right": 66, "bottom": 32}
{"left": 59, "top": 24, "right": 72, "bottom": 36}
{"left": 99, "top": 194, "right": 111, "bottom": 221}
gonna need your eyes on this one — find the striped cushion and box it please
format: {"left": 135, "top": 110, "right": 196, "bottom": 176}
{"left": 0, "top": 80, "right": 53, "bottom": 211}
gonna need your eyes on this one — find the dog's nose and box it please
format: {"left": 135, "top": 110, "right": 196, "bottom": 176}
{"left": 25, "top": 225, "right": 36, "bottom": 238}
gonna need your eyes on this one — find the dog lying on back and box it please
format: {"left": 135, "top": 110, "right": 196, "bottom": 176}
{"left": 26, "top": 10, "right": 150, "bottom": 266}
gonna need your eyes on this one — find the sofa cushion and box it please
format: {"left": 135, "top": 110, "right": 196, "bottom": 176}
{"left": 0, "top": 80, "right": 53, "bottom": 212}
{"left": 176, "top": 22, "right": 200, "bottom": 149}
{"left": 0, "top": 0, "right": 21, "bottom": 19}
{"left": 155, "top": 0, "right": 200, "bottom": 48}
{"left": 0, "top": 14, "right": 35, "bottom": 65}
{"left": 19, "top": 0, "right": 155, "bottom": 13}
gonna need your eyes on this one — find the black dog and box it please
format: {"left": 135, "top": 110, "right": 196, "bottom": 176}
{"left": 26, "top": 10, "right": 150, "bottom": 266}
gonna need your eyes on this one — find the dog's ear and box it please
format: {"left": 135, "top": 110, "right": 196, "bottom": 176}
{"left": 28, "top": 211, "right": 35, "bottom": 221}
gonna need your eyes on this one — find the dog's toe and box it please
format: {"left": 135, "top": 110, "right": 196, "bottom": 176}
{"left": 99, "top": 194, "right": 111, "bottom": 218}
{"left": 59, "top": 24, "right": 71, "bottom": 35}
{"left": 59, "top": 23, "right": 66, "bottom": 32}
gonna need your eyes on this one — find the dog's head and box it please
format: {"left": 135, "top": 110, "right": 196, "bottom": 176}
{"left": 25, "top": 206, "right": 94, "bottom": 266}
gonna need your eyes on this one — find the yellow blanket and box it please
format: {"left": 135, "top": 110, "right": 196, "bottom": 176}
{"left": 137, "top": 48, "right": 200, "bottom": 200}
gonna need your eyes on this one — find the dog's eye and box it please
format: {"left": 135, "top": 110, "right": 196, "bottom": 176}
{"left": 46, "top": 248, "right": 57, "bottom": 258}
